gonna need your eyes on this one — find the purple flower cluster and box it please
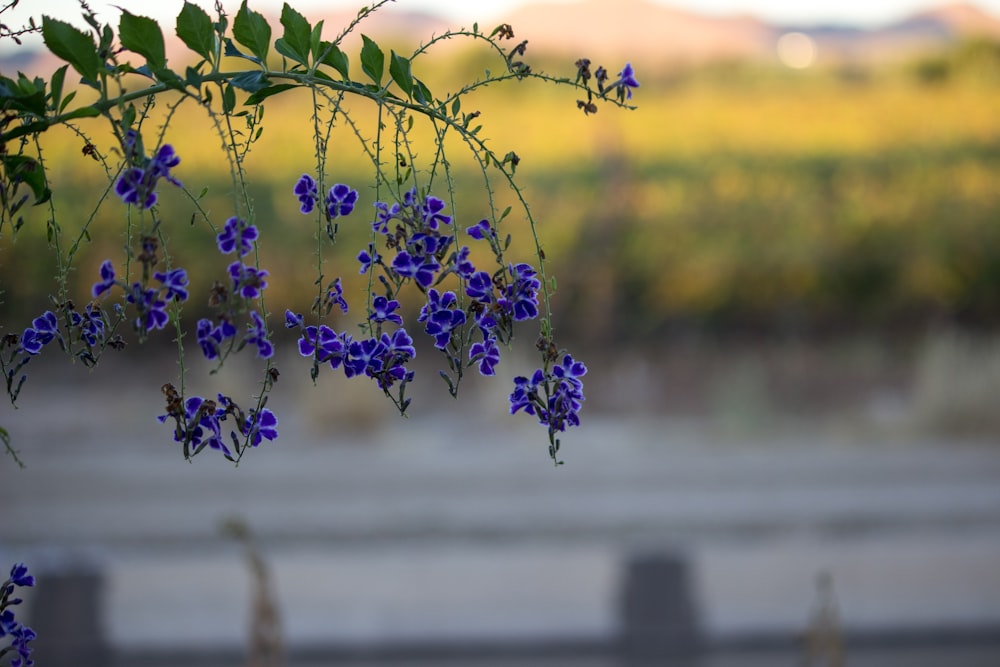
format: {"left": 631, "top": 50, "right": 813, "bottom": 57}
{"left": 289, "top": 312, "right": 416, "bottom": 390}
{"left": 1, "top": 562, "right": 37, "bottom": 667}
{"left": 372, "top": 187, "right": 456, "bottom": 289}
{"left": 293, "top": 175, "right": 359, "bottom": 219}
{"left": 509, "top": 354, "right": 587, "bottom": 433}
{"left": 91, "top": 261, "right": 189, "bottom": 334}
{"left": 114, "top": 132, "right": 182, "bottom": 209}
{"left": 159, "top": 393, "right": 277, "bottom": 460}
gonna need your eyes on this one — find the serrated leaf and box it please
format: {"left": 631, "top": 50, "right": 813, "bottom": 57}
{"left": 223, "top": 38, "right": 260, "bottom": 64}
{"left": 318, "top": 41, "right": 348, "bottom": 79}
{"left": 41, "top": 16, "right": 101, "bottom": 82}
{"left": 176, "top": 1, "right": 215, "bottom": 62}
{"left": 360, "top": 34, "right": 384, "bottom": 86}
{"left": 389, "top": 50, "right": 412, "bottom": 97}
{"left": 233, "top": 0, "right": 271, "bottom": 64}
{"left": 277, "top": 3, "right": 311, "bottom": 65}
{"left": 244, "top": 83, "right": 297, "bottom": 105}
{"left": 119, "top": 10, "right": 166, "bottom": 70}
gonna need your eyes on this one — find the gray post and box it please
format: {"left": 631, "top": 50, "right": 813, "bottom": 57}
{"left": 28, "top": 559, "right": 111, "bottom": 667}
{"left": 620, "top": 551, "right": 702, "bottom": 665}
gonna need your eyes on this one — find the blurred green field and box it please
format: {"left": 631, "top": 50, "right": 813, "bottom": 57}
{"left": 4, "top": 40, "right": 1000, "bottom": 348}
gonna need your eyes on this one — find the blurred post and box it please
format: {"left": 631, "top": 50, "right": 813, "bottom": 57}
{"left": 28, "top": 558, "right": 110, "bottom": 667}
{"left": 620, "top": 551, "right": 703, "bottom": 665}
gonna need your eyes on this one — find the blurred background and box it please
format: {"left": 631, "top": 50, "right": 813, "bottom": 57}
{"left": 2, "top": 0, "right": 1000, "bottom": 665}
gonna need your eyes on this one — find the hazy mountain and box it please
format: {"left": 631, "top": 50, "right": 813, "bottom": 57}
{"left": 4, "top": 1, "right": 1000, "bottom": 76}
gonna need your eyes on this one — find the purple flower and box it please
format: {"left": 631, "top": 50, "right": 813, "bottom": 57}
{"left": 372, "top": 200, "right": 400, "bottom": 235}
{"left": 180, "top": 396, "right": 232, "bottom": 459}
{"left": 617, "top": 62, "right": 639, "bottom": 100}
{"left": 8, "top": 563, "right": 34, "bottom": 588}
{"left": 216, "top": 217, "right": 259, "bottom": 257}
{"left": 126, "top": 283, "right": 169, "bottom": 332}
{"left": 245, "top": 311, "right": 273, "bottom": 359}
{"left": 500, "top": 263, "right": 540, "bottom": 321}
{"left": 465, "top": 271, "right": 495, "bottom": 303}
{"left": 70, "top": 304, "right": 106, "bottom": 346}
{"left": 298, "top": 324, "right": 347, "bottom": 369}
{"left": 417, "top": 289, "right": 466, "bottom": 350}
{"left": 92, "top": 260, "right": 116, "bottom": 298}
{"left": 294, "top": 174, "right": 318, "bottom": 214}
{"left": 370, "top": 295, "right": 403, "bottom": 325}
{"left": 419, "top": 194, "right": 451, "bottom": 230}
{"left": 467, "top": 218, "right": 494, "bottom": 241}
{"left": 509, "top": 355, "right": 587, "bottom": 433}
{"left": 154, "top": 268, "right": 189, "bottom": 302}
{"left": 344, "top": 336, "right": 387, "bottom": 378}
{"left": 453, "top": 246, "right": 476, "bottom": 279}
{"left": 148, "top": 144, "right": 182, "bottom": 185}
{"left": 285, "top": 310, "right": 304, "bottom": 328}
{"left": 20, "top": 311, "right": 59, "bottom": 355}
{"left": 115, "top": 167, "right": 156, "bottom": 208}
{"left": 195, "top": 318, "right": 237, "bottom": 361}
{"left": 374, "top": 328, "right": 416, "bottom": 388}
{"left": 328, "top": 277, "right": 349, "bottom": 314}
{"left": 509, "top": 368, "right": 545, "bottom": 418}
{"left": 243, "top": 408, "right": 278, "bottom": 447}
{"left": 391, "top": 251, "right": 439, "bottom": 288}
{"left": 114, "top": 143, "right": 182, "bottom": 209}
{"left": 358, "top": 245, "right": 382, "bottom": 274}
{"left": 469, "top": 334, "right": 501, "bottom": 376}
{"left": 228, "top": 262, "right": 269, "bottom": 299}
{"left": 9, "top": 624, "right": 36, "bottom": 667}
{"left": 326, "top": 183, "right": 359, "bottom": 218}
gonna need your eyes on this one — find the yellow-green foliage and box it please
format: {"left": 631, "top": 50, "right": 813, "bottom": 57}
{"left": 5, "top": 47, "right": 1000, "bottom": 343}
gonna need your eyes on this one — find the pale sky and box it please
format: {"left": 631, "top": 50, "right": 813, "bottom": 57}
{"left": 6, "top": 0, "right": 1000, "bottom": 29}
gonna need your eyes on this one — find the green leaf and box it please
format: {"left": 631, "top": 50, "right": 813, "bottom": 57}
{"left": 275, "top": 3, "right": 310, "bottom": 66}
{"left": 389, "top": 50, "right": 412, "bottom": 98}
{"left": 318, "top": 41, "right": 348, "bottom": 79}
{"left": 176, "top": 1, "right": 215, "bottom": 62}
{"left": 244, "top": 83, "right": 297, "bottom": 105}
{"left": 230, "top": 71, "right": 269, "bottom": 94}
{"left": 233, "top": 0, "right": 271, "bottom": 64}
{"left": 2, "top": 155, "right": 50, "bottom": 205}
{"left": 360, "top": 35, "right": 384, "bottom": 86}
{"left": 60, "top": 106, "right": 100, "bottom": 121}
{"left": 59, "top": 90, "right": 77, "bottom": 113}
{"left": 222, "top": 83, "right": 236, "bottom": 113}
{"left": 49, "top": 65, "right": 67, "bottom": 112}
{"left": 41, "top": 16, "right": 101, "bottom": 82}
{"left": 154, "top": 68, "right": 185, "bottom": 91}
{"left": 310, "top": 21, "right": 324, "bottom": 61}
{"left": 119, "top": 10, "right": 166, "bottom": 70}
{"left": 224, "top": 38, "right": 260, "bottom": 64}
{"left": 413, "top": 77, "right": 432, "bottom": 105}
{"left": 451, "top": 96, "right": 461, "bottom": 117}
